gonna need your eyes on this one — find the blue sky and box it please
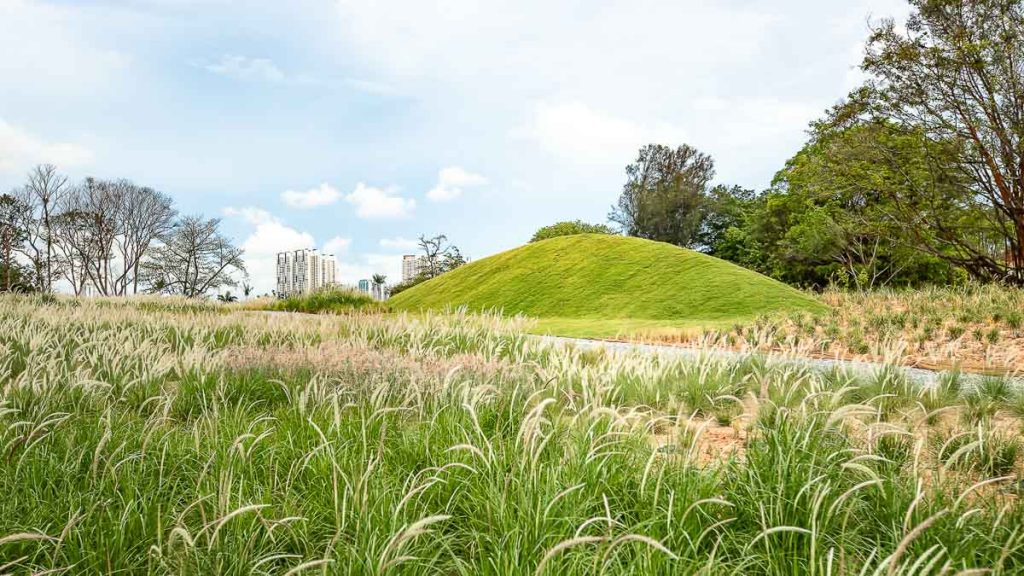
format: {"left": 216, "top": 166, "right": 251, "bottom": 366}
{"left": 0, "top": 0, "right": 909, "bottom": 293}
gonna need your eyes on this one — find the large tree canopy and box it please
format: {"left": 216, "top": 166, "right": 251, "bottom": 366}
{"left": 610, "top": 143, "right": 715, "bottom": 248}
{"left": 854, "top": 0, "right": 1024, "bottom": 283}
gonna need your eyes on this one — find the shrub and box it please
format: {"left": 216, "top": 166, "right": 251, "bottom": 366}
{"left": 529, "top": 220, "right": 617, "bottom": 243}
{"left": 268, "top": 286, "right": 385, "bottom": 314}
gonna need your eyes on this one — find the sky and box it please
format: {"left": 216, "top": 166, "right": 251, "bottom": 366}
{"left": 0, "top": 0, "right": 910, "bottom": 294}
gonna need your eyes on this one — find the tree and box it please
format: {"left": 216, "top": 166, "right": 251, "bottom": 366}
{"left": 52, "top": 177, "right": 176, "bottom": 296}
{"left": 117, "top": 182, "right": 176, "bottom": 294}
{"left": 441, "top": 246, "right": 466, "bottom": 273}
{"left": 19, "top": 164, "right": 69, "bottom": 292}
{"left": 0, "top": 194, "right": 31, "bottom": 292}
{"left": 695, "top": 185, "right": 756, "bottom": 254}
{"left": 763, "top": 121, "right": 962, "bottom": 289}
{"left": 51, "top": 200, "right": 97, "bottom": 296}
{"left": 371, "top": 273, "right": 387, "bottom": 300}
{"left": 417, "top": 234, "right": 465, "bottom": 279}
{"left": 530, "top": 220, "right": 617, "bottom": 243}
{"left": 142, "top": 215, "right": 245, "bottom": 298}
{"left": 610, "top": 143, "right": 715, "bottom": 248}
{"left": 217, "top": 291, "right": 238, "bottom": 303}
{"left": 242, "top": 281, "right": 254, "bottom": 299}
{"left": 853, "top": 0, "right": 1024, "bottom": 283}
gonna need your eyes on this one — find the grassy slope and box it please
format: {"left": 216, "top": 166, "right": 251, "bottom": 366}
{"left": 391, "top": 234, "right": 825, "bottom": 337}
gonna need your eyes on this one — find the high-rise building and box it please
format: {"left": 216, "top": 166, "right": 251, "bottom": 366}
{"left": 402, "top": 254, "right": 427, "bottom": 282}
{"left": 357, "top": 279, "right": 370, "bottom": 294}
{"left": 276, "top": 249, "right": 338, "bottom": 297}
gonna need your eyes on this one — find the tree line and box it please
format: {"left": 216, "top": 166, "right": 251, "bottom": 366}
{"left": 547, "top": 0, "right": 1024, "bottom": 290}
{"left": 0, "top": 164, "right": 244, "bottom": 296}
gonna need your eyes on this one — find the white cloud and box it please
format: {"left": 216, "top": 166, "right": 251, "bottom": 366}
{"left": 323, "top": 236, "right": 352, "bottom": 257}
{"left": 426, "top": 166, "right": 487, "bottom": 202}
{"left": 281, "top": 182, "right": 342, "bottom": 209}
{"left": 344, "top": 182, "right": 415, "bottom": 219}
{"left": 223, "top": 206, "right": 315, "bottom": 294}
{"left": 205, "top": 55, "right": 286, "bottom": 83}
{"left": 517, "top": 102, "right": 686, "bottom": 166}
{"left": 0, "top": 119, "right": 94, "bottom": 174}
{"left": 379, "top": 236, "right": 420, "bottom": 251}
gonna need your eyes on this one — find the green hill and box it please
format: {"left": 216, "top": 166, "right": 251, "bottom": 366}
{"left": 389, "top": 234, "right": 826, "bottom": 338}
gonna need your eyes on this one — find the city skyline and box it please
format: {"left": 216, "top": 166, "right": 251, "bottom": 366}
{"left": 275, "top": 248, "right": 338, "bottom": 297}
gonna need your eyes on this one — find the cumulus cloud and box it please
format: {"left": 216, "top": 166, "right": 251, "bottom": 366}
{"left": 223, "top": 206, "right": 315, "bottom": 294}
{"left": 344, "top": 183, "right": 415, "bottom": 219}
{"left": 281, "top": 182, "right": 342, "bottom": 209}
{"left": 426, "top": 166, "right": 487, "bottom": 202}
{"left": 379, "top": 236, "right": 420, "bottom": 251}
{"left": 0, "top": 119, "right": 93, "bottom": 174}
{"left": 205, "top": 54, "right": 286, "bottom": 83}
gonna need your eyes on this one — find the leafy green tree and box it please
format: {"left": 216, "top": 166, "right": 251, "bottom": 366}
{"left": 852, "top": 0, "right": 1024, "bottom": 283}
{"left": 697, "top": 123, "right": 962, "bottom": 289}
{"left": 610, "top": 143, "right": 715, "bottom": 248}
{"left": 696, "top": 185, "right": 756, "bottom": 255}
{"left": 530, "top": 220, "right": 617, "bottom": 243}
{"left": 765, "top": 121, "right": 961, "bottom": 288}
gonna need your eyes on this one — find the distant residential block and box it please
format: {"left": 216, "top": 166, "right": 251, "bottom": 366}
{"left": 358, "top": 279, "right": 370, "bottom": 293}
{"left": 276, "top": 249, "right": 338, "bottom": 297}
{"left": 402, "top": 254, "right": 427, "bottom": 282}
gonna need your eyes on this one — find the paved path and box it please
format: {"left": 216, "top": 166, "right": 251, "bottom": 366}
{"left": 255, "top": 310, "right": 1020, "bottom": 389}
{"left": 538, "top": 335, "right": 1023, "bottom": 389}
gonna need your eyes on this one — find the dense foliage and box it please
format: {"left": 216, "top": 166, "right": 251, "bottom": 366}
{"left": 610, "top": 144, "right": 715, "bottom": 248}
{"left": 855, "top": 0, "right": 1024, "bottom": 283}
{"left": 530, "top": 220, "right": 617, "bottom": 243}
{"left": 606, "top": 0, "right": 1024, "bottom": 290}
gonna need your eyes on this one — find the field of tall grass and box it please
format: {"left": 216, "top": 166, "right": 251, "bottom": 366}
{"left": 2, "top": 294, "right": 1024, "bottom": 573}
{"left": 636, "top": 284, "right": 1024, "bottom": 375}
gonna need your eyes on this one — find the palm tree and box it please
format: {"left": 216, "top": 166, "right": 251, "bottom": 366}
{"left": 371, "top": 274, "right": 387, "bottom": 300}
{"left": 217, "top": 291, "right": 238, "bottom": 303}
{"left": 242, "top": 281, "right": 253, "bottom": 299}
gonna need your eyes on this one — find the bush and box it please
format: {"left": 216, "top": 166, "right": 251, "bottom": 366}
{"left": 530, "top": 220, "right": 617, "bottom": 243}
{"left": 388, "top": 275, "right": 428, "bottom": 297}
{"left": 268, "top": 286, "right": 385, "bottom": 314}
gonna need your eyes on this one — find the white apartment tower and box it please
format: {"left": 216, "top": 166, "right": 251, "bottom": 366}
{"left": 276, "top": 249, "right": 338, "bottom": 297}
{"left": 402, "top": 254, "right": 427, "bottom": 282}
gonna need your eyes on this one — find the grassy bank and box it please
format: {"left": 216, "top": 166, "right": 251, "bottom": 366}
{"left": 1, "top": 296, "right": 1023, "bottom": 573}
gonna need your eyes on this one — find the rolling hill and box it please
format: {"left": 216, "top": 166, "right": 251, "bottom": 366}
{"left": 389, "top": 234, "right": 826, "bottom": 337}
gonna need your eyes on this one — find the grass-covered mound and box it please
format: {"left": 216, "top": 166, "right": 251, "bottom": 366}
{"left": 390, "top": 234, "right": 825, "bottom": 336}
